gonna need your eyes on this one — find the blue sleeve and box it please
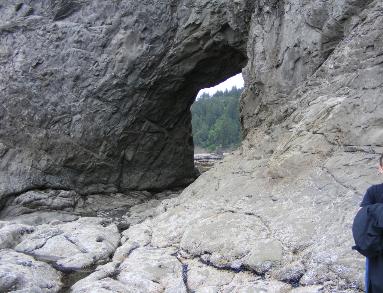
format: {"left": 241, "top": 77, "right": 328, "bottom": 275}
{"left": 360, "top": 185, "right": 376, "bottom": 207}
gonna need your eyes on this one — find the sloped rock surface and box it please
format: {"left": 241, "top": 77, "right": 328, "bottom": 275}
{"left": 105, "top": 158, "right": 363, "bottom": 291}
{"left": 180, "top": 212, "right": 283, "bottom": 274}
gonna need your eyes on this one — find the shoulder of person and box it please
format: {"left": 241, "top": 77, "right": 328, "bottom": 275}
{"left": 352, "top": 203, "right": 383, "bottom": 257}
{"left": 375, "top": 183, "right": 383, "bottom": 191}
{"left": 366, "top": 184, "right": 379, "bottom": 194}
{"left": 367, "top": 183, "right": 383, "bottom": 196}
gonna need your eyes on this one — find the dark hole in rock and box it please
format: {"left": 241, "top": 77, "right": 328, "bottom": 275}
{"left": 59, "top": 269, "right": 94, "bottom": 293}
{"left": 15, "top": 3, "right": 23, "bottom": 11}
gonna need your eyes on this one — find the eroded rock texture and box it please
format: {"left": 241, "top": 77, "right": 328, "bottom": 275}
{"left": 0, "top": 0, "right": 252, "bottom": 197}
{"left": 0, "top": 0, "right": 382, "bottom": 292}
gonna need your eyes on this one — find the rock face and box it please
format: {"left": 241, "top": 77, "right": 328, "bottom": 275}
{"left": 0, "top": 0, "right": 252, "bottom": 197}
{"left": 0, "top": 0, "right": 383, "bottom": 292}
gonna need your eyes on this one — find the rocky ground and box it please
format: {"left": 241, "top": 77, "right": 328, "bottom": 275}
{"left": 0, "top": 189, "right": 183, "bottom": 292}
{"left": 0, "top": 148, "right": 370, "bottom": 292}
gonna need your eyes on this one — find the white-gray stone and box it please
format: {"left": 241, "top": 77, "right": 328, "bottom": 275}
{"left": 0, "top": 249, "right": 62, "bottom": 293}
{"left": 15, "top": 217, "right": 120, "bottom": 271}
{"left": 180, "top": 212, "right": 283, "bottom": 274}
{"left": 73, "top": 247, "right": 186, "bottom": 293}
{"left": 0, "top": 221, "right": 34, "bottom": 249}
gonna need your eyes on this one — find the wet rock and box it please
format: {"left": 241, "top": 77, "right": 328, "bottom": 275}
{"left": 14, "top": 217, "right": 120, "bottom": 272}
{"left": 0, "top": 249, "right": 62, "bottom": 292}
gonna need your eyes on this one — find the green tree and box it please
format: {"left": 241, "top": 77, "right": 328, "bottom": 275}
{"left": 191, "top": 86, "right": 242, "bottom": 151}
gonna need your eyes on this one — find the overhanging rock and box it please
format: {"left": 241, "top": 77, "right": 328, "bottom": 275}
{"left": 0, "top": 0, "right": 253, "bottom": 197}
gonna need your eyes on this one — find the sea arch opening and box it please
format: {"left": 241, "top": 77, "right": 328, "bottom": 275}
{"left": 191, "top": 74, "right": 244, "bottom": 173}
{"left": 134, "top": 39, "right": 250, "bottom": 190}
{"left": 192, "top": 74, "right": 244, "bottom": 153}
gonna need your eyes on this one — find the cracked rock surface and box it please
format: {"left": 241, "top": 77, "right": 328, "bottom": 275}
{"left": 14, "top": 217, "right": 120, "bottom": 272}
{"left": 180, "top": 212, "right": 283, "bottom": 274}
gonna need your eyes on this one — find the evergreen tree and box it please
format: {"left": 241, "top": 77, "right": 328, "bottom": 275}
{"left": 191, "top": 86, "right": 242, "bottom": 152}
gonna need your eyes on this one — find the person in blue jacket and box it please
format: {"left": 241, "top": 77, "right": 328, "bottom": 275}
{"left": 359, "top": 153, "right": 383, "bottom": 292}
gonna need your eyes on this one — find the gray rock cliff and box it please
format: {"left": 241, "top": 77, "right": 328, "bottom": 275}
{"left": 0, "top": 0, "right": 252, "bottom": 196}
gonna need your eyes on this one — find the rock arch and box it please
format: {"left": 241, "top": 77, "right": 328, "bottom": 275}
{"left": 0, "top": 0, "right": 253, "bottom": 197}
